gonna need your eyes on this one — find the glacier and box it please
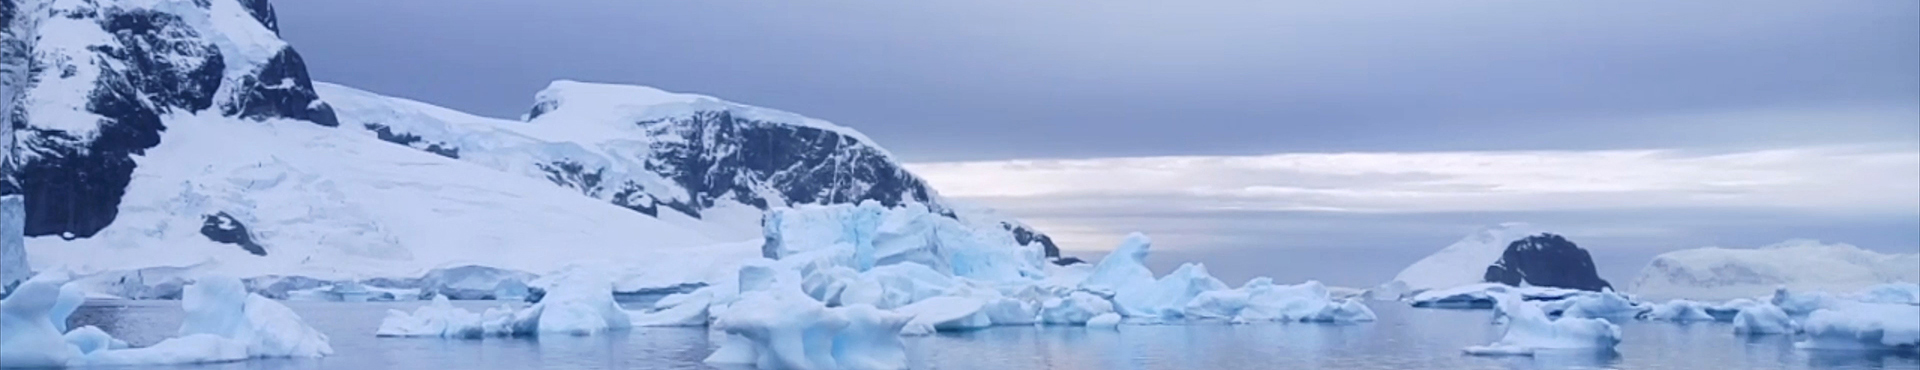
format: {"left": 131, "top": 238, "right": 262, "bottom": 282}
{"left": 1629, "top": 240, "right": 1920, "bottom": 301}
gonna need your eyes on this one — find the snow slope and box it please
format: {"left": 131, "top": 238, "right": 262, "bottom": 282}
{"left": 1386, "top": 223, "right": 1541, "bottom": 294}
{"left": 316, "top": 82, "right": 1062, "bottom": 256}
{"left": 25, "top": 113, "right": 721, "bottom": 280}
{"left": 1629, "top": 240, "right": 1920, "bottom": 301}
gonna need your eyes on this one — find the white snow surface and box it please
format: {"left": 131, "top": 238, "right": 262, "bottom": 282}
{"left": 1463, "top": 292, "right": 1622, "bottom": 356}
{"left": 1630, "top": 240, "right": 1920, "bottom": 301}
{"left": 1387, "top": 223, "right": 1541, "bottom": 295}
{"left": 25, "top": 113, "right": 722, "bottom": 282}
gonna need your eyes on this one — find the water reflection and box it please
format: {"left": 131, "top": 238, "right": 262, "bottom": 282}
{"left": 56, "top": 300, "right": 1920, "bottom": 370}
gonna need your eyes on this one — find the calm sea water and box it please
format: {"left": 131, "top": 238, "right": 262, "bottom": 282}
{"left": 66, "top": 300, "right": 1920, "bottom": 370}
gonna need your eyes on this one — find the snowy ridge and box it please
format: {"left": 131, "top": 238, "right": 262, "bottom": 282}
{"left": 1630, "top": 240, "right": 1920, "bottom": 301}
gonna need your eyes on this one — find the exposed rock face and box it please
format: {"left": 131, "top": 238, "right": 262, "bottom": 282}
{"left": 8, "top": 0, "right": 337, "bottom": 239}
{"left": 200, "top": 212, "right": 264, "bottom": 256}
{"left": 1483, "top": 234, "right": 1613, "bottom": 292}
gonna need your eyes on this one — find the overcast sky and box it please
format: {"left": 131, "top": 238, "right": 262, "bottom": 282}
{"left": 277, "top": 0, "right": 1920, "bottom": 286}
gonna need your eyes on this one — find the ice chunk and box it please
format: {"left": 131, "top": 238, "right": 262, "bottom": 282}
{"left": 377, "top": 271, "right": 629, "bottom": 337}
{"left": 63, "top": 326, "right": 128, "bottom": 354}
{"left": 421, "top": 265, "right": 537, "bottom": 300}
{"left": 1039, "top": 291, "right": 1116, "bottom": 325}
{"left": 69, "top": 334, "right": 251, "bottom": 367}
{"left": 705, "top": 285, "right": 849, "bottom": 370}
{"left": 1733, "top": 303, "right": 1797, "bottom": 335}
{"left": 1795, "top": 302, "right": 1920, "bottom": 350}
{"left": 1704, "top": 298, "right": 1761, "bottom": 322}
{"left": 1086, "top": 313, "right": 1123, "bottom": 329}
{"left": 1112, "top": 262, "right": 1226, "bottom": 319}
{"left": 630, "top": 289, "right": 714, "bottom": 327}
{"left": 50, "top": 277, "right": 85, "bottom": 333}
{"left": 1769, "top": 286, "right": 1840, "bottom": 316}
{"left": 763, "top": 202, "right": 1045, "bottom": 282}
{"left": 1643, "top": 300, "right": 1715, "bottom": 321}
{"left": 831, "top": 304, "right": 912, "bottom": 370}
{"left": 1558, "top": 292, "right": 1644, "bottom": 319}
{"left": 1408, "top": 283, "right": 1584, "bottom": 309}
{"left": 1463, "top": 292, "right": 1621, "bottom": 356}
{"left": 896, "top": 296, "right": 993, "bottom": 335}
{"left": 0, "top": 273, "right": 84, "bottom": 368}
{"left": 178, "top": 276, "right": 334, "bottom": 358}
{"left": 1080, "top": 233, "right": 1156, "bottom": 298}
{"left": 1186, "top": 278, "right": 1378, "bottom": 323}
{"left": 982, "top": 297, "right": 1038, "bottom": 326}
{"left": 375, "top": 296, "right": 492, "bottom": 338}
{"left": 1310, "top": 299, "right": 1379, "bottom": 323}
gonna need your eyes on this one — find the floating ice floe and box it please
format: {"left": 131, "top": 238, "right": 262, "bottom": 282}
{"left": 1642, "top": 300, "right": 1716, "bottom": 321}
{"left": 1407, "top": 283, "right": 1585, "bottom": 309}
{"left": 1732, "top": 303, "right": 1798, "bottom": 335}
{"left": 1557, "top": 292, "right": 1645, "bottom": 319}
{"left": 1038, "top": 291, "right": 1115, "bottom": 325}
{"left": 1185, "top": 278, "right": 1376, "bottom": 323}
{"left": 704, "top": 277, "right": 911, "bottom": 370}
{"left": 375, "top": 271, "right": 628, "bottom": 337}
{"left": 1795, "top": 301, "right": 1920, "bottom": 351}
{"left": 1, "top": 273, "right": 332, "bottom": 368}
{"left": 1463, "top": 292, "right": 1621, "bottom": 356}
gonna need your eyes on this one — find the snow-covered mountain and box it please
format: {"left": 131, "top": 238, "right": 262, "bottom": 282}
{"left": 1482, "top": 234, "right": 1612, "bottom": 292}
{"left": 315, "top": 80, "right": 1061, "bottom": 256}
{"left": 1381, "top": 223, "right": 1542, "bottom": 295}
{"left": 1630, "top": 240, "right": 1920, "bottom": 301}
{"left": 0, "top": 0, "right": 1061, "bottom": 286}
{"left": 1377, "top": 224, "right": 1616, "bottom": 297}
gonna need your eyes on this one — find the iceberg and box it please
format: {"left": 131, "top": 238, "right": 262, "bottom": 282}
{"left": 630, "top": 289, "right": 714, "bottom": 327}
{"left": 1086, "top": 313, "right": 1123, "bottom": 329}
{"left": 1, "top": 273, "right": 84, "bottom": 368}
{"left": 1558, "top": 292, "right": 1644, "bottom": 319}
{"left": 704, "top": 282, "right": 910, "bottom": 370}
{"left": 376, "top": 271, "right": 628, "bottom": 337}
{"left": 1407, "top": 283, "right": 1584, "bottom": 309}
{"left": 2, "top": 273, "right": 332, "bottom": 368}
{"left": 1039, "top": 291, "right": 1116, "bottom": 325}
{"left": 1112, "top": 263, "right": 1228, "bottom": 320}
{"left": 1185, "top": 278, "right": 1377, "bottom": 323}
{"left": 1629, "top": 240, "right": 1920, "bottom": 301}
{"left": 1642, "top": 300, "right": 1715, "bottom": 321}
{"left": 1463, "top": 292, "right": 1621, "bottom": 356}
{"left": 1770, "top": 286, "right": 1843, "bottom": 317}
{"left": 1732, "top": 303, "right": 1797, "bottom": 335}
{"left": 1078, "top": 233, "right": 1156, "bottom": 297}
{"left": 896, "top": 296, "right": 993, "bottom": 335}
{"left": 1704, "top": 298, "right": 1761, "bottom": 322}
{"left": 420, "top": 265, "right": 538, "bottom": 300}
{"left": 1795, "top": 302, "right": 1920, "bottom": 350}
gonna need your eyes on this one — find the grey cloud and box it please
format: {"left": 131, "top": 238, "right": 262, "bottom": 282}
{"left": 276, "top": 0, "right": 1918, "bottom": 161}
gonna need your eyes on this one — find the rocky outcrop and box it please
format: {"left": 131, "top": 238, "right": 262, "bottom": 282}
{"left": 1483, "top": 234, "right": 1613, "bottom": 292}
{"left": 9, "top": 0, "right": 337, "bottom": 239}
